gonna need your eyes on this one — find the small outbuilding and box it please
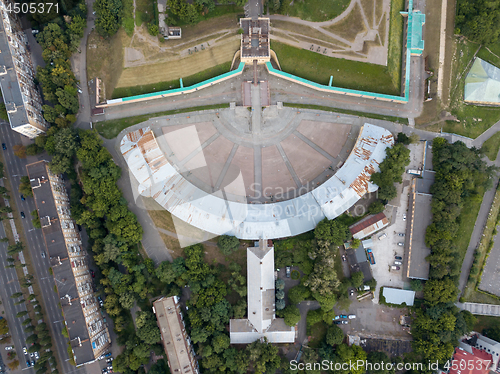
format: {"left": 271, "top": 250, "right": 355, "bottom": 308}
{"left": 382, "top": 287, "right": 415, "bottom": 306}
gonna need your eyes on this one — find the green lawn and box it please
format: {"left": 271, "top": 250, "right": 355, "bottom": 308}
{"left": 453, "top": 187, "right": 485, "bottom": 269}
{"left": 166, "top": 5, "right": 242, "bottom": 27}
{"left": 387, "top": 0, "right": 404, "bottom": 90}
{"left": 112, "top": 61, "right": 232, "bottom": 98}
{"left": 96, "top": 104, "right": 229, "bottom": 139}
{"left": 481, "top": 131, "right": 500, "bottom": 161}
{"left": 285, "top": 0, "right": 351, "bottom": 22}
{"left": 271, "top": 41, "right": 399, "bottom": 95}
{"left": 474, "top": 315, "right": 500, "bottom": 334}
{"left": 283, "top": 103, "right": 409, "bottom": 124}
{"left": 122, "top": 0, "right": 134, "bottom": 35}
{"left": 136, "top": 0, "right": 156, "bottom": 26}
{"left": 308, "top": 321, "right": 328, "bottom": 348}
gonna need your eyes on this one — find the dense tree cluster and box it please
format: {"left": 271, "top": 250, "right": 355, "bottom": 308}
{"left": 36, "top": 9, "right": 86, "bottom": 127}
{"left": 370, "top": 143, "right": 410, "bottom": 203}
{"left": 94, "top": 0, "right": 123, "bottom": 36}
{"left": 167, "top": 0, "right": 245, "bottom": 25}
{"left": 411, "top": 138, "right": 494, "bottom": 367}
{"left": 456, "top": 0, "right": 500, "bottom": 44}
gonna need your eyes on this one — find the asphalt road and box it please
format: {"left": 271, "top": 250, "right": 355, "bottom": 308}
{"left": 0, "top": 222, "right": 35, "bottom": 374}
{"left": 0, "top": 124, "right": 87, "bottom": 374}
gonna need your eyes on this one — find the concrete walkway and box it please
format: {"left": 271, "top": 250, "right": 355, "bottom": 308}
{"left": 456, "top": 302, "right": 500, "bottom": 316}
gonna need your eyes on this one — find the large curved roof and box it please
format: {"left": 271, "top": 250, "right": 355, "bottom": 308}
{"left": 120, "top": 123, "right": 394, "bottom": 240}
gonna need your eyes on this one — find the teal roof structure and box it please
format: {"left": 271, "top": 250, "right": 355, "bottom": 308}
{"left": 465, "top": 58, "right": 500, "bottom": 105}
{"left": 401, "top": 0, "right": 425, "bottom": 56}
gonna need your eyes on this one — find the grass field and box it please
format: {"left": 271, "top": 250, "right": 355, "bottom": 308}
{"left": 87, "top": 29, "right": 127, "bottom": 100}
{"left": 453, "top": 187, "right": 485, "bottom": 272}
{"left": 323, "top": 2, "right": 366, "bottom": 43}
{"left": 113, "top": 60, "right": 233, "bottom": 97}
{"left": 122, "top": 0, "right": 134, "bottom": 35}
{"left": 283, "top": 103, "right": 409, "bottom": 124}
{"left": 387, "top": 0, "right": 404, "bottom": 91}
{"left": 115, "top": 38, "right": 239, "bottom": 89}
{"left": 96, "top": 104, "right": 229, "bottom": 139}
{"left": 481, "top": 131, "right": 500, "bottom": 161}
{"left": 166, "top": 4, "right": 242, "bottom": 26}
{"left": 271, "top": 41, "right": 399, "bottom": 95}
{"left": 271, "top": 20, "right": 349, "bottom": 47}
{"left": 474, "top": 315, "right": 500, "bottom": 334}
{"left": 477, "top": 46, "right": 500, "bottom": 69}
{"left": 136, "top": 0, "right": 156, "bottom": 26}
{"left": 285, "top": 0, "right": 351, "bottom": 22}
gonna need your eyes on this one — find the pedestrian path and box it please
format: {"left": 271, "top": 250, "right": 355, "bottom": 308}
{"left": 456, "top": 302, "right": 500, "bottom": 316}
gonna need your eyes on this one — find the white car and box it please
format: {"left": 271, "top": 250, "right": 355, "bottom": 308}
{"left": 4, "top": 346, "right": 13, "bottom": 351}
{"left": 378, "top": 233, "right": 387, "bottom": 240}
{"left": 348, "top": 314, "right": 356, "bottom": 319}
{"left": 23, "top": 347, "right": 28, "bottom": 355}
{"left": 394, "top": 261, "right": 402, "bottom": 265}
{"left": 403, "top": 214, "right": 407, "bottom": 221}
{"left": 34, "top": 352, "right": 39, "bottom": 359}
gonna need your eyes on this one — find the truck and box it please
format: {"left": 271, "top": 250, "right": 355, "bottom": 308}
{"left": 367, "top": 249, "right": 375, "bottom": 265}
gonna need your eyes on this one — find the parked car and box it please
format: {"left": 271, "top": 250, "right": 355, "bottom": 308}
{"left": 395, "top": 256, "right": 403, "bottom": 260}
{"left": 2, "top": 143, "right": 6, "bottom": 150}
{"left": 29, "top": 353, "right": 34, "bottom": 358}
{"left": 391, "top": 265, "right": 401, "bottom": 270}
{"left": 26, "top": 361, "right": 31, "bottom": 367}
{"left": 285, "top": 266, "right": 291, "bottom": 278}
{"left": 4, "top": 346, "right": 13, "bottom": 351}
{"left": 341, "top": 254, "right": 347, "bottom": 262}
{"left": 333, "top": 321, "right": 341, "bottom": 325}
{"left": 23, "top": 347, "right": 27, "bottom": 355}
{"left": 397, "top": 242, "right": 404, "bottom": 246}
{"left": 334, "top": 315, "right": 340, "bottom": 320}
{"left": 403, "top": 214, "right": 407, "bottom": 221}
{"left": 31, "top": 361, "right": 35, "bottom": 367}
{"left": 106, "top": 358, "right": 114, "bottom": 363}
{"left": 34, "top": 352, "right": 39, "bottom": 359}
{"left": 341, "top": 320, "right": 348, "bottom": 324}
{"left": 20, "top": 211, "right": 25, "bottom": 219}
{"left": 90, "top": 270, "right": 95, "bottom": 278}
{"left": 104, "top": 352, "right": 112, "bottom": 358}
{"left": 394, "top": 261, "right": 402, "bottom": 265}
{"left": 339, "top": 314, "right": 348, "bottom": 319}
{"left": 102, "top": 369, "right": 107, "bottom": 374}
{"left": 349, "top": 289, "right": 354, "bottom": 296}
{"left": 398, "top": 233, "right": 405, "bottom": 237}
{"left": 378, "top": 233, "right": 387, "bottom": 240}
{"left": 20, "top": 194, "right": 25, "bottom": 201}
{"left": 348, "top": 314, "right": 356, "bottom": 319}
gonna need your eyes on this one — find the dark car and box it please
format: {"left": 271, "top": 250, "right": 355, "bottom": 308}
{"left": 90, "top": 270, "right": 95, "bottom": 278}
{"left": 26, "top": 361, "right": 31, "bottom": 367}
{"left": 333, "top": 321, "right": 341, "bottom": 325}
{"left": 20, "top": 211, "right": 25, "bottom": 219}
{"left": 285, "top": 266, "right": 291, "bottom": 278}
{"left": 20, "top": 194, "right": 25, "bottom": 201}
{"left": 2, "top": 143, "right": 6, "bottom": 150}
{"left": 395, "top": 256, "right": 403, "bottom": 260}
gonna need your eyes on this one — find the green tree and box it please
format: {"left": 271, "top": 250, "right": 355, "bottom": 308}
{"left": 19, "top": 176, "right": 33, "bottom": 197}
{"left": 26, "top": 334, "right": 38, "bottom": 345}
{"left": 351, "top": 271, "right": 364, "bottom": 288}
{"left": 94, "top": 0, "right": 123, "bottom": 36}
{"left": 246, "top": 339, "right": 281, "bottom": 374}
{"left": 16, "top": 311, "right": 28, "bottom": 318}
{"left": 0, "top": 319, "right": 8, "bottom": 334}
{"left": 456, "top": 0, "right": 500, "bottom": 44}
{"left": 282, "top": 305, "right": 301, "bottom": 326}
{"left": 314, "top": 218, "right": 351, "bottom": 245}
{"left": 212, "top": 333, "right": 230, "bottom": 354}
{"left": 410, "top": 279, "right": 423, "bottom": 292}
{"left": 423, "top": 278, "right": 457, "bottom": 306}
{"left": 135, "top": 311, "right": 161, "bottom": 344}
{"left": 10, "top": 292, "right": 23, "bottom": 298}
{"left": 217, "top": 235, "right": 240, "bottom": 255}
{"left": 326, "top": 325, "right": 344, "bottom": 346}
{"left": 56, "top": 88, "right": 79, "bottom": 114}
{"left": 288, "top": 284, "right": 311, "bottom": 304}
{"left": 368, "top": 200, "right": 385, "bottom": 214}
{"left": 0, "top": 103, "right": 8, "bottom": 121}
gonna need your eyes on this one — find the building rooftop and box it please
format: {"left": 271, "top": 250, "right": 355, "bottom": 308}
{"left": 26, "top": 161, "right": 109, "bottom": 365}
{"left": 382, "top": 287, "right": 415, "bottom": 306}
{"left": 349, "top": 213, "right": 389, "bottom": 239}
{"left": 153, "top": 296, "right": 198, "bottom": 374}
{"left": 120, "top": 124, "right": 393, "bottom": 240}
{"left": 240, "top": 18, "right": 270, "bottom": 61}
{"left": 465, "top": 58, "right": 500, "bottom": 106}
{"left": 229, "top": 240, "right": 294, "bottom": 344}
{"left": 449, "top": 347, "right": 492, "bottom": 374}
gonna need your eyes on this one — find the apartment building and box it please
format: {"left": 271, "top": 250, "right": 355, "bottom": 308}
{"left": 26, "top": 161, "right": 110, "bottom": 366}
{"left": 0, "top": 0, "right": 47, "bottom": 138}
{"left": 153, "top": 296, "right": 199, "bottom": 374}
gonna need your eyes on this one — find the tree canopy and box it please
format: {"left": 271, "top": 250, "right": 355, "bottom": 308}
{"left": 456, "top": 0, "right": 500, "bottom": 44}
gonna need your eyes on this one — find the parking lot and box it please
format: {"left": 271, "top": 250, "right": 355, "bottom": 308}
{"left": 369, "top": 142, "right": 425, "bottom": 303}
